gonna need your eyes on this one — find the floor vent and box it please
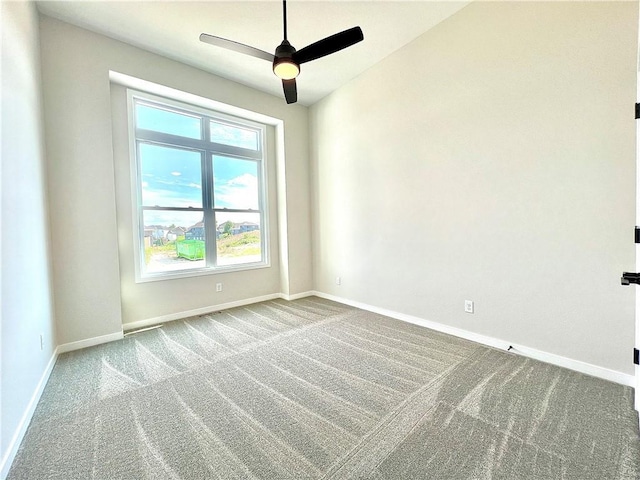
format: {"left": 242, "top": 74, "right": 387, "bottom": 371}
{"left": 123, "top": 324, "right": 164, "bottom": 337}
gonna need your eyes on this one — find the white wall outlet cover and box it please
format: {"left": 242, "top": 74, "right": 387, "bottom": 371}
{"left": 465, "top": 300, "right": 474, "bottom": 313}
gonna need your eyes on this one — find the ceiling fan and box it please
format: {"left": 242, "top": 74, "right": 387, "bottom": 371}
{"left": 200, "top": 0, "right": 364, "bottom": 105}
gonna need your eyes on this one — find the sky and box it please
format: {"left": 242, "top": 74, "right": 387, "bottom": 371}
{"left": 136, "top": 102, "right": 262, "bottom": 229}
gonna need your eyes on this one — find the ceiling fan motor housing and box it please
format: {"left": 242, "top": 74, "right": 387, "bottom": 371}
{"left": 273, "top": 40, "right": 300, "bottom": 79}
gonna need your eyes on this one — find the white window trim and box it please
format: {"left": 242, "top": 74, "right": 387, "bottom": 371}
{"left": 126, "top": 88, "right": 272, "bottom": 283}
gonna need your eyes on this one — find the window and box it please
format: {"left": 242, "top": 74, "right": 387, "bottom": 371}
{"left": 128, "top": 91, "right": 268, "bottom": 280}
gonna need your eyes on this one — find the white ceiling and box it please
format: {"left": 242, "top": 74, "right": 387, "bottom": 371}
{"left": 36, "top": 1, "right": 470, "bottom": 106}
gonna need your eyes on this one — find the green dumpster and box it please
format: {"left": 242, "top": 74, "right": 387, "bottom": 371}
{"left": 176, "top": 240, "right": 205, "bottom": 260}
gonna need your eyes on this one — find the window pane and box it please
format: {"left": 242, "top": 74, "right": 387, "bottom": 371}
{"left": 142, "top": 210, "right": 205, "bottom": 274}
{"left": 136, "top": 103, "right": 201, "bottom": 139}
{"left": 213, "top": 156, "right": 259, "bottom": 210}
{"left": 140, "top": 143, "right": 203, "bottom": 208}
{"left": 210, "top": 121, "right": 259, "bottom": 150}
{"left": 216, "top": 212, "right": 262, "bottom": 266}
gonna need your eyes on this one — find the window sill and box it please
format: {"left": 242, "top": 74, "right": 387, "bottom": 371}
{"left": 135, "top": 261, "right": 271, "bottom": 283}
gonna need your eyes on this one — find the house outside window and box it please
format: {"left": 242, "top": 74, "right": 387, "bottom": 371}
{"left": 128, "top": 90, "right": 269, "bottom": 281}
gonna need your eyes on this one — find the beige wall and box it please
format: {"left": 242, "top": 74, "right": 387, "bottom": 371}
{"left": 39, "top": 16, "right": 313, "bottom": 341}
{"left": 310, "top": 1, "right": 638, "bottom": 375}
{"left": 1, "top": 1, "right": 57, "bottom": 470}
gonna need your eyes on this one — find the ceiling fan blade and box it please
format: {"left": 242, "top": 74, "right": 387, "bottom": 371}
{"left": 293, "top": 26, "right": 363, "bottom": 65}
{"left": 282, "top": 79, "right": 297, "bottom": 104}
{"left": 200, "top": 33, "right": 275, "bottom": 62}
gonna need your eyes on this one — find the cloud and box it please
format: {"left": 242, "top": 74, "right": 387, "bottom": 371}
{"left": 142, "top": 187, "right": 201, "bottom": 208}
{"left": 215, "top": 174, "right": 258, "bottom": 210}
{"left": 171, "top": 171, "right": 181, "bottom": 176}
{"left": 228, "top": 173, "right": 257, "bottom": 187}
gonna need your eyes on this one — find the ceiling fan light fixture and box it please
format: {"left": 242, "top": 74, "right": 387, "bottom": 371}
{"left": 273, "top": 58, "right": 300, "bottom": 80}
{"left": 200, "top": 0, "right": 364, "bottom": 104}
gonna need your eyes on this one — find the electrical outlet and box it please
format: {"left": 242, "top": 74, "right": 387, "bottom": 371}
{"left": 216, "top": 283, "right": 223, "bottom": 292}
{"left": 336, "top": 276, "right": 342, "bottom": 285}
{"left": 464, "top": 300, "right": 474, "bottom": 314}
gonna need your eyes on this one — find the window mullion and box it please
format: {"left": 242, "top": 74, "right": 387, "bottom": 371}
{"left": 142, "top": 206, "right": 205, "bottom": 212}
{"left": 136, "top": 128, "right": 261, "bottom": 160}
{"left": 202, "top": 144, "right": 218, "bottom": 267}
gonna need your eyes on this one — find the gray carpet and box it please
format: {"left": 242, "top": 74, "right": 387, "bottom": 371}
{"left": 7, "top": 297, "right": 640, "bottom": 479}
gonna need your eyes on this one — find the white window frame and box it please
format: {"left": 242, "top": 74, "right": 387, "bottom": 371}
{"left": 127, "top": 89, "right": 270, "bottom": 282}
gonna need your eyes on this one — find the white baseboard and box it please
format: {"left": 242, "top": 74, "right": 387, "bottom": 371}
{"left": 57, "top": 331, "right": 124, "bottom": 354}
{"left": 312, "top": 291, "right": 635, "bottom": 388}
{"left": 37, "top": 290, "right": 637, "bottom": 385}
{"left": 280, "top": 291, "right": 315, "bottom": 301}
{"left": 0, "top": 348, "right": 58, "bottom": 480}
{"left": 122, "top": 293, "right": 282, "bottom": 332}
